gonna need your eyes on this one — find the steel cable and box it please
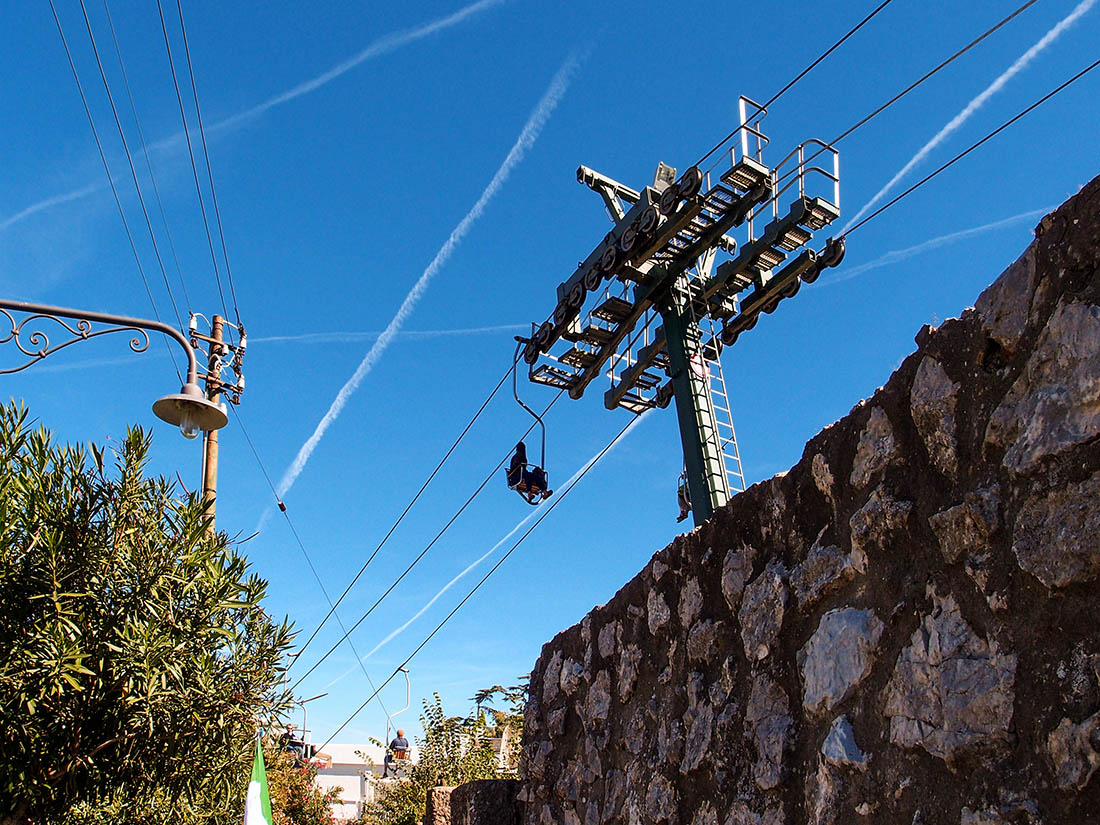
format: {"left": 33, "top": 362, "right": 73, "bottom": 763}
{"left": 695, "top": 0, "right": 897, "bottom": 167}
{"left": 290, "top": 387, "right": 565, "bottom": 690}
{"left": 290, "top": 363, "right": 517, "bottom": 664}
{"left": 842, "top": 55, "right": 1100, "bottom": 238}
{"left": 317, "top": 411, "right": 642, "bottom": 751}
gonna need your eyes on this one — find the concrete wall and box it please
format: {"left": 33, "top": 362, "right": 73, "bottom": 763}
{"left": 519, "top": 176, "right": 1100, "bottom": 825}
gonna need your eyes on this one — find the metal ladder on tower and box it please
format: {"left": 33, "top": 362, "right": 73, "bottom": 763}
{"left": 678, "top": 262, "right": 747, "bottom": 496}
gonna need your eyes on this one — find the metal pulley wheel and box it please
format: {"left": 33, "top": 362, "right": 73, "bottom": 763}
{"left": 553, "top": 300, "right": 570, "bottom": 327}
{"left": 821, "top": 236, "right": 846, "bottom": 268}
{"left": 535, "top": 321, "right": 554, "bottom": 351}
{"left": 638, "top": 205, "right": 659, "bottom": 235}
{"left": 599, "top": 245, "right": 618, "bottom": 273}
{"left": 659, "top": 184, "right": 681, "bottom": 214}
{"left": 567, "top": 281, "right": 585, "bottom": 310}
{"left": 678, "top": 166, "right": 703, "bottom": 199}
{"left": 523, "top": 340, "right": 540, "bottom": 365}
{"left": 763, "top": 295, "right": 780, "bottom": 314}
{"left": 583, "top": 267, "right": 602, "bottom": 292}
{"left": 619, "top": 224, "right": 638, "bottom": 254}
{"left": 780, "top": 279, "right": 800, "bottom": 299}
{"left": 722, "top": 325, "right": 740, "bottom": 346}
{"left": 801, "top": 249, "right": 822, "bottom": 283}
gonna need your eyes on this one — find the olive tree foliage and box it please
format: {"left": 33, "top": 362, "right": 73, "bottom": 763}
{"left": 0, "top": 403, "right": 294, "bottom": 824}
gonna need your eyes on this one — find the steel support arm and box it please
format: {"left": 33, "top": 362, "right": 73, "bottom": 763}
{"left": 0, "top": 299, "right": 197, "bottom": 384}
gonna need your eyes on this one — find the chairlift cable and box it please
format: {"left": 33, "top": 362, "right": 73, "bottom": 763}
{"left": 47, "top": 0, "right": 183, "bottom": 381}
{"left": 291, "top": 364, "right": 515, "bottom": 664}
{"left": 770, "top": 0, "right": 1043, "bottom": 192}
{"left": 842, "top": 55, "right": 1100, "bottom": 239}
{"left": 318, "top": 412, "right": 641, "bottom": 751}
{"left": 695, "top": 0, "right": 897, "bottom": 168}
{"left": 290, "top": 388, "right": 566, "bottom": 690}
{"left": 228, "top": 405, "right": 391, "bottom": 719}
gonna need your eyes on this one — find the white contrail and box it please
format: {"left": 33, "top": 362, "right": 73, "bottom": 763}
{"left": 0, "top": 0, "right": 507, "bottom": 233}
{"left": 270, "top": 51, "right": 582, "bottom": 505}
{"left": 826, "top": 206, "right": 1052, "bottom": 285}
{"left": 842, "top": 0, "right": 1097, "bottom": 233}
{"left": 0, "top": 182, "right": 104, "bottom": 232}
{"left": 206, "top": 0, "right": 508, "bottom": 136}
{"left": 252, "top": 323, "right": 526, "bottom": 345}
{"left": 360, "top": 411, "right": 651, "bottom": 664}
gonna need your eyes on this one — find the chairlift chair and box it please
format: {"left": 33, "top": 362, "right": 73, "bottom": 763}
{"left": 507, "top": 338, "right": 554, "bottom": 505}
{"left": 676, "top": 468, "right": 691, "bottom": 523}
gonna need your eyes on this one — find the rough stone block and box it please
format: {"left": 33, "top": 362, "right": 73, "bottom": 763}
{"left": 885, "top": 593, "right": 1016, "bottom": 763}
{"left": 849, "top": 407, "right": 898, "bottom": 488}
{"left": 424, "top": 786, "right": 455, "bottom": 825}
{"left": 1047, "top": 711, "right": 1100, "bottom": 790}
{"left": 1013, "top": 470, "right": 1100, "bottom": 587}
{"left": 849, "top": 485, "right": 912, "bottom": 558}
{"left": 738, "top": 561, "right": 788, "bottom": 661}
{"left": 986, "top": 299, "right": 1100, "bottom": 472}
{"left": 450, "top": 780, "right": 521, "bottom": 825}
{"left": 821, "top": 715, "right": 868, "bottom": 771}
{"left": 791, "top": 542, "right": 865, "bottom": 609}
{"left": 800, "top": 608, "right": 883, "bottom": 715}
{"left": 745, "top": 674, "right": 791, "bottom": 790}
{"left": 721, "top": 545, "right": 756, "bottom": 610}
{"left": 910, "top": 356, "right": 960, "bottom": 477}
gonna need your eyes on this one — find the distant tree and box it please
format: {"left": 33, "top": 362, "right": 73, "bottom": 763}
{"left": 469, "top": 685, "right": 505, "bottom": 724}
{"left": 0, "top": 403, "right": 294, "bottom": 824}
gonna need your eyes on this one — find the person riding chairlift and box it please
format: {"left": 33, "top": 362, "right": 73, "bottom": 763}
{"left": 507, "top": 441, "right": 552, "bottom": 504}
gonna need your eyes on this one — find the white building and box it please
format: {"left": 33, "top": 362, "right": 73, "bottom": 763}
{"left": 314, "top": 743, "right": 420, "bottom": 822}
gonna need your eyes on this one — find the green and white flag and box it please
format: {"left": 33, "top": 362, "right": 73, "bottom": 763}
{"left": 244, "top": 739, "right": 273, "bottom": 825}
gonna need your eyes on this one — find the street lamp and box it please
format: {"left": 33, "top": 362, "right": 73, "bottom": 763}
{"left": 0, "top": 299, "right": 227, "bottom": 437}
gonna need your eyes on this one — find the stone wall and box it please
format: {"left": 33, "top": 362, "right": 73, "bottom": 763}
{"left": 450, "top": 780, "right": 523, "bottom": 825}
{"left": 519, "top": 175, "right": 1100, "bottom": 825}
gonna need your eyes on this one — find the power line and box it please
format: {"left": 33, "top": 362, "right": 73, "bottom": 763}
{"left": 696, "top": 0, "right": 897, "bottom": 167}
{"left": 100, "top": 0, "right": 194, "bottom": 313}
{"left": 47, "top": 0, "right": 182, "bottom": 379}
{"left": 318, "top": 411, "right": 642, "bottom": 751}
{"left": 228, "top": 404, "right": 390, "bottom": 720}
{"left": 154, "top": 0, "right": 232, "bottom": 328}
{"left": 843, "top": 54, "right": 1100, "bottom": 238}
{"left": 173, "top": 0, "right": 243, "bottom": 330}
{"left": 770, "top": 0, "right": 1043, "bottom": 192}
{"left": 290, "top": 388, "right": 565, "bottom": 691}
{"left": 76, "top": 0, "right": 187, "bottom": 337}
{"left": 292, "top": 364, "right": 515, "bottom": 663}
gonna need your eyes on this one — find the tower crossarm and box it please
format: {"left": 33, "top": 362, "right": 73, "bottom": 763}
{"left": 564, "top": 272, "right": 666, "bottom": 400}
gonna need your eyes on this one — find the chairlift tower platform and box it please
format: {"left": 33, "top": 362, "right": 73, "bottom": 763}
{"left": 521, "top": 97, "right": 846, "bottom": 527}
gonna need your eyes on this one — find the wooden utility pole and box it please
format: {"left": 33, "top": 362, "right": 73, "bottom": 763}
{"left": 202, "top": 314, "right": 225, "bottom": 532}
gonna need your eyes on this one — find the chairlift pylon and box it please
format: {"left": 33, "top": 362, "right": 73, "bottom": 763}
{"left": 507, "top": 337, "right": 553, "bottom": 505}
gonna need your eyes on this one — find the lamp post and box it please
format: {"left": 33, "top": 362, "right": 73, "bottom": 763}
{"left": 0, "top": 298, "right": 229, "bottom": 468}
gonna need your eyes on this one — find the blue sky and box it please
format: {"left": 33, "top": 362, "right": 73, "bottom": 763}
{"left": 3, "top": 0, "right": 1099, "bottom": 746}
